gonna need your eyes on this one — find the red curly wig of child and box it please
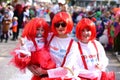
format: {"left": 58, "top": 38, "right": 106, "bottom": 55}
{"left": 51, "top": 12, "right": 73, "bottom": 35}
{"left": 76, "top": 18, "right": 96, "bottom": 41}
{"left": 22, "top": 18, "right": 49, "bottom": 42}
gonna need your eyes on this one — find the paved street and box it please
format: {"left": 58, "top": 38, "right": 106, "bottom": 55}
{"left": 0, "top": 35, "right": 120, "bottom": 80}
{"left": 107, "top": 51, "right": 120, "bottom": 80}
{"left": 0, "top": 36, "right": 33, "bottom": 80}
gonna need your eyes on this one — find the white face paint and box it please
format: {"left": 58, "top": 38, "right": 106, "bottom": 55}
{"left": 36, "top": 27, "right": 44, "bottom": 37}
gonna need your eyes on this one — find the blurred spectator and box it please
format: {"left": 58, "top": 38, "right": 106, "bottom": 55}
{"left": 13, "top": 4, "right": 23, "bottom": 39}
{"left": 113, "top": 14, "right": 120, "bottom": 55}
{"left": 10, "top": 16, "right": 18, "bottom": 41}
{"left": 0, "top": 10, "right": 4, "bottom": 38}
{"left": 22, "top": 6, "right": 30, "bottom": 28}
{"left": 0, "top": 12, "right": 12, "bottom": 43}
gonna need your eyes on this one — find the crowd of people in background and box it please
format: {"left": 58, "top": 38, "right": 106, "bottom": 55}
{"left": 0, "top": 1, "right": 119, "bottom": 56}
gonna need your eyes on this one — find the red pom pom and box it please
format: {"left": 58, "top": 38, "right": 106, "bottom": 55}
{"left": 11, "top": 53, "right": 31, "bottom": 72}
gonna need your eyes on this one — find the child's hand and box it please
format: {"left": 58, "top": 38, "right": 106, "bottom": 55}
{"left": 27, "top": 64, "right": 47, "bottom": 76}
{"left": 95, "top": 63, "right": 102, "bottom": 70}
{"left": 27, "top": 64, "right": 40, "bottom": 76}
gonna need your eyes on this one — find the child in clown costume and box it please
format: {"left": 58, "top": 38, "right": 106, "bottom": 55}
{"left": 10, "top": 18, "right": 56, "bottom": 80}
{"left": 75, "top": 18, "right": 109, "bottom": 80}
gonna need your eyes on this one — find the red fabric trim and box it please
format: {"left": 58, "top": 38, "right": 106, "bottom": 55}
{"left": 77, "top": 42, "right": 88, "bottom": 69}
{"left": 47, "top": 34, "right": 54, "bottom": 47}
{"left": 91, "top": 41, "right": 99, "bottom": 61}
{"left": 61, "top": 39, "right": 73, "bottom": 67}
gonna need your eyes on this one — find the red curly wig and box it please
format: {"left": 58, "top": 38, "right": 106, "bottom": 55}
{"left": 76, "top": 18, "right": 96, "bottom": 41}
{"left": 22, "top": 18, "right": 49, "bottom": 42}
{"left": 51, "top": 12, "right": 73, "bottom": 35}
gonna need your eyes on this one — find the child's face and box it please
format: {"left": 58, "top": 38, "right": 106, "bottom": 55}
{"left": 36, "top": 27, "right": 44, "bottom": 37}
{"left": 81, "top": 28, "right": 91, "bottom": 43}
